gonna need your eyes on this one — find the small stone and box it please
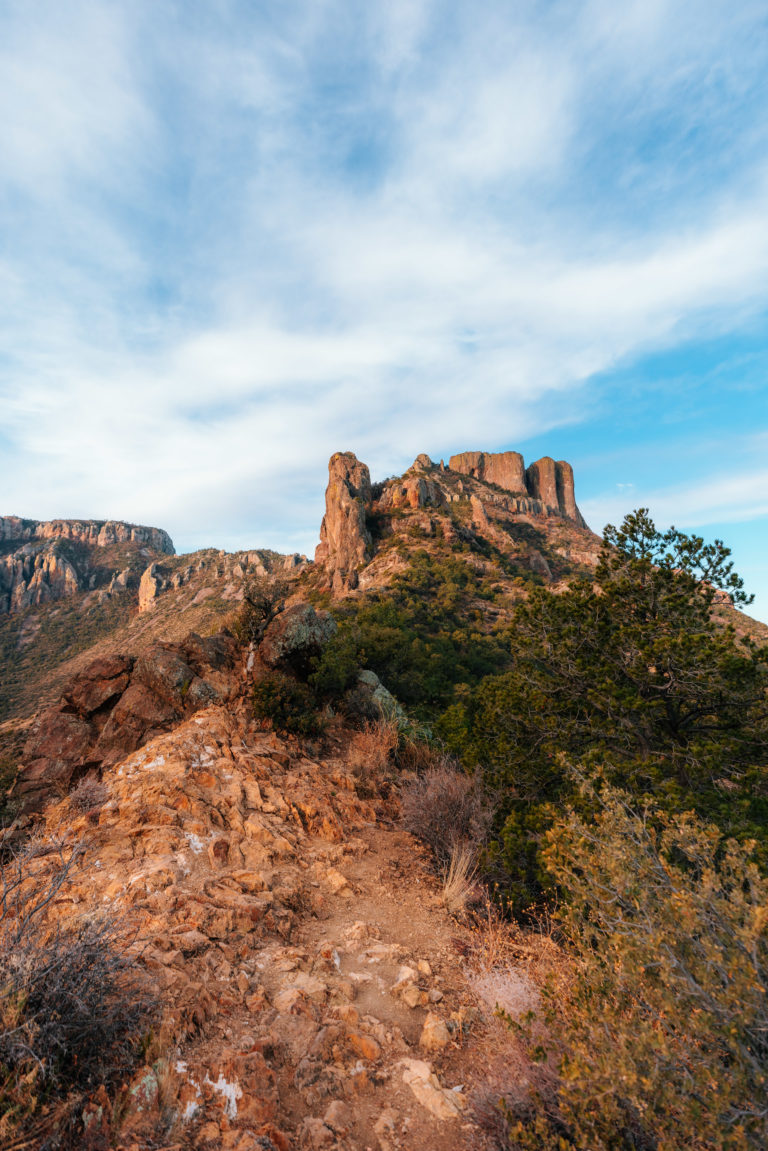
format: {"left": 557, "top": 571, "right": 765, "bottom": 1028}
{"left": 401, "top": 985, "right": 422, "bottom": 1009}
{"left": 416, "top": 960, "right": 432, "bottom": 976}
{"left": 428, "top": 988, "right": 444, "bottom": 1003}
{"left": 391, "top": 965, "right": 417, "bottom": 994}
{"left": 400, "top": 1058, "right": 465, "bottom": 1120}
{"left": 347, "top": 1030, "right": 382, "bottom": 1062}
{"left": 334, "top": 1004, "right": 360, "bottom": 1025}
{"left": 245, "top": 986, "right": 267, "bottom": 1012}
{"left": 344, "top": 921, "right": 380, "bottom": 944}
{"left": 323, "top": 867, "right": 352, "bottom": 895}
{"left": 374, "top": 1107, "right": 398, "bottom": 1151}
{"left": 419, "top": 1013, "right": 450, "bottom": 1053}
{"left": 323, "top": 1099, "right": 350, "bottom": 1133}
{"left": 299, "top": 1117, "right": 335, "bottom": 1150}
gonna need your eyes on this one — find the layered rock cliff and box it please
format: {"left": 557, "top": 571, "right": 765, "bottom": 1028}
{"left": 0, "top": 516, "right": 175, "bottom": 554}
{"left": 314, "top": 447, "right": 594, "bottom": 595}
{"left": 0, "top": 517, "right": 175, "bottom": 616}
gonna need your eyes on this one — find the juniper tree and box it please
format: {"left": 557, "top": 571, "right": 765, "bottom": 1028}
{"left": 439, "top": 510, "right": 768, "bottom": 909}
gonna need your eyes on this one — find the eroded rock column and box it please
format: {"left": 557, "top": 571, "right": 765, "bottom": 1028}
{"left": 315, "top": 452, "right": 373, "bottom": 592}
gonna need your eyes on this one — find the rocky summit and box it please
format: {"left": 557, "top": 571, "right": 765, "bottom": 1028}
{"left": 313, "top": 448, "right": 597, "bottom": 594}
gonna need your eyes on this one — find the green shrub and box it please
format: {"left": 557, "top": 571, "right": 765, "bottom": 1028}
{"left": 508, "top": 780, "right": 768, "bottom": 1151}
{"left": 440, "top": 510, "right": 768, "bottom": 913}
{"left": 252, "top": 671, "right": 323, "bottom": 736}
{"left": 312, "top": 550, "right": 512, "bottom": 722}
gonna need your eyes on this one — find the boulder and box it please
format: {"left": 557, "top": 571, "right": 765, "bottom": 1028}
{"left": 61, "top": 655, "right": 135, "bottom": 717}
{"left": 259, "top": 603, "right": 337, "bottom": 674}
{"left": 134, "top": 647, "right": 196, "bottom": 702}
{"left": 355, "top": 670, "right": 404, "bottom": 719}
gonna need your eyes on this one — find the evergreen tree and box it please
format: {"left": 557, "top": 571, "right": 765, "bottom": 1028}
{"left": 439, "top": 510, "right": 768, "bottom": 909}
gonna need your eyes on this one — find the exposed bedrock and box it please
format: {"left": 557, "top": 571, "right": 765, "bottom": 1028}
{"left": 450, "top": 450, "right": 584, "bottom": 524}
{"left": 525, "top": 456, "right": 559, "bottom": 510}
{"left": 448, "top": 450, "right": 527, "bottom": 494}
{"left": 12, "top": 632, "right": 239, "bottom": 813}
{"left": 315, "top": 451, "right": 373, "bottom": 592}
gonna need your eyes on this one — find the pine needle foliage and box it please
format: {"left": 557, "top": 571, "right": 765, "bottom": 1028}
{"left": 438, "top": 510, "right": 768, "bottom": 911}
{"left": 510, "top": 780, "right": 768, "bottom": 1151}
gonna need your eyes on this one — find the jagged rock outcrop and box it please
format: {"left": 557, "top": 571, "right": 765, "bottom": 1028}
{"left": 138, "top": 561, "right": 167, "bottom": 612}
{"left": 450, "top": 449, "right": 586, "bottom": 526}
{"left": 0, "top": 516, "right": 175, "bottom": 616}
{"left": 314, "top": 446, "right": 593, "bottom": 597}
{"left": 0, "top": 516, "right": 175, "bottom": 554}
{"left": 376, "top": 455, "right": 445, "bottom": 512}
{"left": 525, "top": 456, "right": 559, "bottom": 509}
{"left": 448, "top": 450, "right": 527, "bottom": 494}
{"left": 12, "top": 632, "right": 239, "bottom": 812}
{"left": 0, "top": 546, "right": 81, "bottom": 613}
{"left": 315, "top": 452, "right": 373, "bottom": 592}
{"left": 555, "top": 459, "right": 579, "bottom": 522}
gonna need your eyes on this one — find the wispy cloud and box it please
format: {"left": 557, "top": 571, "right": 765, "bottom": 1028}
{"left": 0, "top": 0, "right": 767, "bottom": 590}
{"left": 582, "top": 467, "right": 768, "bottom": 534}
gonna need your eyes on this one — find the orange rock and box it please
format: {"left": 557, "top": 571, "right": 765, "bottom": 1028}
{"left": 347, "top": 1030, "right": 382, "bottom": 1061}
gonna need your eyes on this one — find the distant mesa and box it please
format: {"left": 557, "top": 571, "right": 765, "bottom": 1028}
{"left": 0, "top": 516, "right": 175, "bottom": 555}
{"left": 315, "top": 446, "right": 588, "bottom": 593}
{"left": 0, "top": 516, "right": 175, "bottom": 615}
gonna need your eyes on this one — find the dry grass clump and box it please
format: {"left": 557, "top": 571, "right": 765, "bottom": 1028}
{"left": 400, "top": 759, "right": 495, "bottom": 865}
{"left": 441, "top": 842, "right": 479, "bottom": 917}
{"left": 67, "top": 775, "right": 109, "bottom": 813}
{"left": 0, "top": 837, "right": 158, "bottom": 1146}
{"left": 465, "top": 905, "right": 568, "bottom": 1151}
{"left": 346, "top": 718, "right": 400, "bottom": 796}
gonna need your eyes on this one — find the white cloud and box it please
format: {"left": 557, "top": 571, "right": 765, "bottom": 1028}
{"left": 0, "top": 0, "right": 767, "bottom": 564}
{"left": 581, "top": 468, "right": 768, "bottom": 532}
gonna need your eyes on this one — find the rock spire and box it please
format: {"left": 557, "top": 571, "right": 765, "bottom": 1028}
{"left": 314, "top": 452, "right": 373, "bottom": 591}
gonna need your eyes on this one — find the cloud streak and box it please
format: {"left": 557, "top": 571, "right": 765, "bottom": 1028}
{"left": 0, "top": 0, "right": 766, "bottom": 611}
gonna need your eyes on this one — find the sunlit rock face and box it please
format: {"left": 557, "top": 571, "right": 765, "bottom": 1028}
{"left": 0, "top": 517, "right": 176, "bottom": 615}
{"left": 314, "top": 451, "right": 373, "bottom": 592}
{"left": 449, "top": 450, "right": 585, "bottom": 526}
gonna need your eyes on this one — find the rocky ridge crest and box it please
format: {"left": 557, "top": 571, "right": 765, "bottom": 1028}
{"left": 0, "top": 517, "right": 174, "bottom": 617}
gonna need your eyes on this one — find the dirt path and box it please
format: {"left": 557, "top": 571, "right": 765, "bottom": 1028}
{"left": 35, "top": 707, "right": 529, "bottom": 1150}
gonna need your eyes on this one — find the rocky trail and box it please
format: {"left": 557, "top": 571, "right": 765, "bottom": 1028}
{"left": 27, "top": 703, "right": 529, "bottom": 1151}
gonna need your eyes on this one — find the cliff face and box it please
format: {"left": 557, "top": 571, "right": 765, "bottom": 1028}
{"left": 0, "top": 517, "right": 174, "bottom": 616}
{"left": 314, "top": 452, "right": 373, "bottom": 592}
{"left": 315, "top": 447, "right": 594, "bottom": 595}
{"left": 449, "top": 450, "right": 586, "bottom": 527}
{"left": 0, "top": 516, "right": 175, "bottom": 554}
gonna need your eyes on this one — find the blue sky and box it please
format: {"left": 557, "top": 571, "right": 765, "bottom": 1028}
{"left": 1, "top": 1, "right": 767, "bottom": 618}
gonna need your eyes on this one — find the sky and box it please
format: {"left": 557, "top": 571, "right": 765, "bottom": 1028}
{"left": 1, "top": 0, "right": 767, "bottom": 619}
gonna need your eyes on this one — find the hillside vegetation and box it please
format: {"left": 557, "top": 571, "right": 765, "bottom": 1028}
{"left": 300, "top": 507, "right": 768, "bottom": 1149}
{"left": 3, "top": 454, "right": 768, "bottom": 1150}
